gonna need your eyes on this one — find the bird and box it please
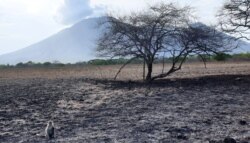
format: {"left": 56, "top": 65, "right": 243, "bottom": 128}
{"left": 45, "top": 121, "right": 55, "bottom": 139}
{"left": 224, "top": 137, "right": 236, "bottom": 143}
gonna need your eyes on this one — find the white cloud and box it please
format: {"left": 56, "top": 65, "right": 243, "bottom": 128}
{"left": 55, "top": 0, "right": 105, "bottom": 25}
{"left": 181, "top": 0, "right": 224, "bottom": 24}
{"left": 91, "top": 0, "right": 224, "bottom": 24}
{"left": 0, "top": 0, "right": 64, "bottom": 54}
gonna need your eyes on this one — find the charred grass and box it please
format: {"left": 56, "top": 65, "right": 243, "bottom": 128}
{"left": 0, "top": 62, "right": 250, "bottom": 142}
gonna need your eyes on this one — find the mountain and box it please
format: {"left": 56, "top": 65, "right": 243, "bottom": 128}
{"left": 191, "top": 22, "right": 250, "bottom": 53}
{"left": 0, "top": 17, "right": 105, "bottom": 65}
{"left": 0, "top": 18, "right": 249, "bottom": 65}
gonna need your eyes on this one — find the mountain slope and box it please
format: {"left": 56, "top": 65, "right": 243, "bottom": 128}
{"left": 192, "top": 22, "right": 250, "bottom": 53}
{"left": 0, "top": 17, "right": 104, "bottom": 65}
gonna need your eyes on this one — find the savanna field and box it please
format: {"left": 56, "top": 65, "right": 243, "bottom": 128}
{"left": 0, "top": 62, "right": 250, "bottom": 143}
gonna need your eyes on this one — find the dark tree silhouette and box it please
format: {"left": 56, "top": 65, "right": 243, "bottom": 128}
{"left": 151, "top": 23, "right": 234, "bottom": 80}
{"left": 218, "top": 0, "right": 250, "bottom": 40}
{"left": 98, "top": 3, "right": 234, "bottom": 81}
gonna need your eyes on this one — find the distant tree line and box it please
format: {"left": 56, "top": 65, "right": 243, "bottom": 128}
{"left": 0, "top": 53, "right": 250, "bottom": 69}
{"left": 159, "top": 53, "right": 250, "bottom": 62}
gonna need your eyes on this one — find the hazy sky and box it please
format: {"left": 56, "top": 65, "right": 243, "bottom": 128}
{"left": 0, "top": 0, "right": 225, "bottom": 55}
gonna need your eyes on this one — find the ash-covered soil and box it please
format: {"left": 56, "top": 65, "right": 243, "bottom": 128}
{"left": 0, "top": 75, "right": 250, "bottom": 143}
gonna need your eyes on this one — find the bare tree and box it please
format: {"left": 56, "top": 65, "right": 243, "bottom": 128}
{"left": 97, "top": 3, "right": 233, "bottom": 81}
{"left": 218, "top": 0, "right": 250, "bottom": 40}
{"left": 97, "top": 3, "right": 190, "bottom": 81}
{"left": 152, "top": 23, "right": 235, "bottom": 80}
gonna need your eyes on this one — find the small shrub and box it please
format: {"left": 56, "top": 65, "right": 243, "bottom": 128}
{"left": 213, "top": 53, "right": 232, "bottom": 61}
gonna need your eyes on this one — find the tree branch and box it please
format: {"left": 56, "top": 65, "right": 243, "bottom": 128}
{"left": 114, "top": 57, "right": 137, "bottom": 80}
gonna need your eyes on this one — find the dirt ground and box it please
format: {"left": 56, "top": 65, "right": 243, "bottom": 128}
{"left": 0, "top": 62, "right": 250, "bottom": 143}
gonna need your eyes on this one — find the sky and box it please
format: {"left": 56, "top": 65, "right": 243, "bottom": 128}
{"left": 0, "top": 0, "right": 225, "bottom": 55}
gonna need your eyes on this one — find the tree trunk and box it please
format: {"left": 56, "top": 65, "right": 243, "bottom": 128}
{"left": 143, "top": 59, "right": 146, "bottom": 81}
{"left": 146, "top": 62, "right": 153, "bottom": 81}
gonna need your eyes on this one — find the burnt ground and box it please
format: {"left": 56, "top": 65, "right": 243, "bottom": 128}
{"left": 0, "top": 75, "right": 250, "bottom": 143}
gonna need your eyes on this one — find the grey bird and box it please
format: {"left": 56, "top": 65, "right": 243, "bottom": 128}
{"left": 45, "top": 121, "right": 54, "bottom": 139}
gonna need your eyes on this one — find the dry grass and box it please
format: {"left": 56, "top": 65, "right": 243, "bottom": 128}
{"left": 1, "top": 61, "right": 250, "bottom": 80}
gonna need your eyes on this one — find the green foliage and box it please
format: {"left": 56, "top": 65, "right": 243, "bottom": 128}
{"left": 14, "top": 61, "right": 65, "bottom": 68}
{"left": 43, "top": 62, "right": 52, "bottom": 66}
{"left": 213, "top": 53, "right": 232, "bottom": 61}
{"left": 0, "top": 64, "right": 11, "bottom": 68}
{"left": 233, "top": 53, "right": 250, "bottom": 59}
{"left": 16, "top": 62, "right": 25, "bottom": 67}
{"left": 88, "top": 59, "right": 108, "bottom": 65}
{"left": 88, "top": 58, "right": 130, "bottom": 65}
